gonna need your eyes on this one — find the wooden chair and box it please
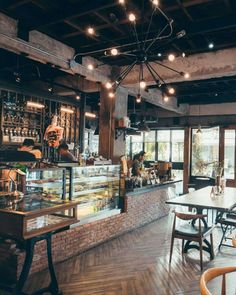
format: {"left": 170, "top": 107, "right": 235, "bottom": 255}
{"left": 200, "top": 236, "right": 236, "bottom": 295}
{"left": 169, "top": 210, "right": 214, "bottom": 271}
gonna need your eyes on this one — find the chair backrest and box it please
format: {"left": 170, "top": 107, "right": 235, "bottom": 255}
{"left": 200, "top": 235, "right": 236, "bottom": 295}
{"left": 172, "top": 210, "right": 207, "bottom": 236}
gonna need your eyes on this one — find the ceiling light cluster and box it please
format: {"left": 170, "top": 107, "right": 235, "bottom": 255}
{"left": 74, "top": 1, "right": 190, "bottom": 101}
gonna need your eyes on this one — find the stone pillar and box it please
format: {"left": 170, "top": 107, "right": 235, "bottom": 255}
{"left": 99, "top": 87, "right": 128, "bottom": 163}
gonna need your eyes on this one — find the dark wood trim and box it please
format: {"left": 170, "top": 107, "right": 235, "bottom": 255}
{"left": 183, "top": 127, "right": 191, "bottom": 193}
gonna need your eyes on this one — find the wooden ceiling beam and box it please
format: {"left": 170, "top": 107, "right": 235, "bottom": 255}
{"left": 175, "top": 0, "right": 194, "bottom": 22}
{"left": 30, "top": 2, "right": 118, "bottom": 31}
{"left": 93, "top": 12, "right": 125, "bottom": 35}
{"left": 7, "top": 0, "right": 31, "bottom": 10}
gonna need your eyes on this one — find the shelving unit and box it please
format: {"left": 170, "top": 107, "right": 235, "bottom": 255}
{"left": 0, "top": 90, "right": 44, "bottom": 146}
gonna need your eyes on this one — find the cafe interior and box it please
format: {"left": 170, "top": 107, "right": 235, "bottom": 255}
{"left": 0, "top": 0, "right": 236, "bottom": 294}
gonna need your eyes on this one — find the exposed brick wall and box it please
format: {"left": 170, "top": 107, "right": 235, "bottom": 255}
{"left": 0, "top": 187, "right": 170, "bottom": 282}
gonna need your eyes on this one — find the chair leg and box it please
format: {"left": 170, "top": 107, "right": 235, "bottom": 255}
{"left": 219, "top": 224, "right": 229, "bottom": 250}
{"left": 199, "top": 239, "right": 203, "bottom": 271}
{"left": 169, "top": 236, "right": 175, "bottom": 264}
{"left": 182, "top": 239, "right": 185, "bottom": 255}
{"left": 210, "top": 233, "right": 214, "bottom": 260}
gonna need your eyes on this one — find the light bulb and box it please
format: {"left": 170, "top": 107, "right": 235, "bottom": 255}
{"left": 208, "top": 43, "right": 214, "bottom": 49}
{"left": 108, "top": 92, "right": 115, "bottom": 98}
{"left": 87, "top": 64, "right": 94, "bottom": 70}
{"left": 136, "top": 94, "right": 141, "bottom": 103}
{"left": 184, "top": 72, "right": 190, "bottom": 79}
{"left": 119, "top": 0, "right": 125, "bottom": 4}
{"left": 111, "top": 48, "right": 118, "bottom": 56}
{"left": 157, "top": 53, "right": 162, "bottom": 57}
{"left": 105, "top": 82, "right": 113, "bottom": 89}
{"left": 168, "top": 87, "right": 175, "bottom": 95}
{"left": 128, "top": 13, "right": 136, "bottom": 22}
{"left": 182, "top": 52, "right": 186, "bottom": 57}
{"left": 163, "top": 95, "right": 169, "bottom": 102}
{"left": 87, "top": 27, "right": 95, "bottom": 35}
{"left": 140, "top": 79, "right": 146, "bottom": 89}
{"left": 168, "top": 54, "right": 175, "bottom": 62}
{"left": 76, "top": 94, "right": 81, "bottom": 100}
{"left": 152, "top": 0, "right": 159, "bottom": 6}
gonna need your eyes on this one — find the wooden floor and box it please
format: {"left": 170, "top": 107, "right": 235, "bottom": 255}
{"left": 5, "top": 214, "right": 236, "bottom": 294}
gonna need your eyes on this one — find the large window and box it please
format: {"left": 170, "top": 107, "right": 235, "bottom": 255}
{"left": 144, "top": 131, "right": 156, "bottom": 161}
{"left": 191, "top": 127, "right": 219, "bottom": 177}
{"left": 126, "top": 129, "right": 184, "bottom": 163}
{"left": 131, "top": 134, "right": 143, "bottom": 158}
{"left": 157, "top": 130, "right": 170, "bottom": 161}
{"left": 224, "top": 130, "right": 235, "bottom": 180}
{"left": 171, "top": 130, "right": 184, "bottom": 162}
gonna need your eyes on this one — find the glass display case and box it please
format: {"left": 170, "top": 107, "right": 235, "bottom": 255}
{"left": 26, "top": 168, "right": 66, "bottom": 200}
{"left": 0, "top": 193, "right": 78, "bottom": 239}
{"left": 66, "top": 165, "right": 121, "bottom": 221}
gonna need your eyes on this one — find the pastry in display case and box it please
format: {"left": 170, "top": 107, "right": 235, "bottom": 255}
{"left": 66, "top": 165, "right": 121, "bottom": 221}
{"left": 26, "top": 168, "right": 66, "bottom": 200}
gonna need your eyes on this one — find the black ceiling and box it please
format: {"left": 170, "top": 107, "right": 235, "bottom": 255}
{"left": 0, "top": 0, "right": 236, "bottom": 105}
{"left": 0, "top": 0, "right": 236, "bottom": 66}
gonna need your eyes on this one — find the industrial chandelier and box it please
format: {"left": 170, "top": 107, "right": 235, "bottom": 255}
{"left": 73, "top": 0, "right": 190, "bottom": 102}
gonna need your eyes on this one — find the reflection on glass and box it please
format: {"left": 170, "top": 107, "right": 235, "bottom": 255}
{"left": 191, "top": 127, "right": 219, "bottom": 177}
{"left": 224, "top": 130, "right": 235, "bottom": 180}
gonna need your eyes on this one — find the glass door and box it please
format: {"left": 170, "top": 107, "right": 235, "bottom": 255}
{"left": 221, "top": 128, "right": 236, "bottom": 187}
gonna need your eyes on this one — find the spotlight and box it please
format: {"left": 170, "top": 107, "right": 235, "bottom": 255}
{"left": 111, "top": 48, "right": 119, "bottom": 56}
{"left": 87, "top": 27, "right": 95, "bottom": 35}
{"left": 48, "top": 86, "right": 53, "bottom": 93}
{"left": 168, "top": 54, "right": 175, "bottom": 62}
{"left": 184, "top": 72, "right": 190, "bottom": 79}
{"left": 140, "top": 79, "right": 146, "bottom": 89}
{"left": 152, "top": 0, "right": 159, "bottom": 5}
{"left": 128, "top": 13, "right": 136, "bottom": 22}
{"left": 108, "top": 91, "right": 115, "bottom": 98}
{"left": 168, "top": 87, "right": 175, "bottom": 95}
{"left": 14, "top": 72, "right": 21, "bottom": 83}
{"left": 105, "top": 82, "right": 113, "bottom": 89}
{"left": 87, "top": 64, "right": 94, "bottom": 70}
{"left": 136, "top": 94, "right": 141, "bottom": 103}
{"left": 176, "top": 30, "right": 186, "bottom": 39}
{"left": 208, "top": 43, "right": 214, "bottom": 49}
{"left": 163, "top": 95, "right": 169, "bottom": 102}
{"left": 76, "top": 94, "right": 81, "bottom": 100}
{"left": 15, "top": 75, "right": 21, "bottom": 83}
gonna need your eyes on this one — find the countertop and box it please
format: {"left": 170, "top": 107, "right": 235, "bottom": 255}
{"left": 126, "top": 179, "right": 182, "bottom": 197}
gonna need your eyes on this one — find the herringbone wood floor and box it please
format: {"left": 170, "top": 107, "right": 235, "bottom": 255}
{"left": 4, "top": 214, "right": 236, "bottom": 295}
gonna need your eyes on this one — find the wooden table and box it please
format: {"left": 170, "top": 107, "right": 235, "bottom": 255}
{"left": 166, "top": 186, "right": 236, "bottom": 257}
{"left": 166, "top": 186, "right": 236, "bottom": 215}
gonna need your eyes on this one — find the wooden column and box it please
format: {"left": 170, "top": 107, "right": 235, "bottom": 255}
{"left": 99, "top": 87, "right": 128, "bottom": 163}
{"left": 183, "top": 127, "right": 191, "bottom": 193}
